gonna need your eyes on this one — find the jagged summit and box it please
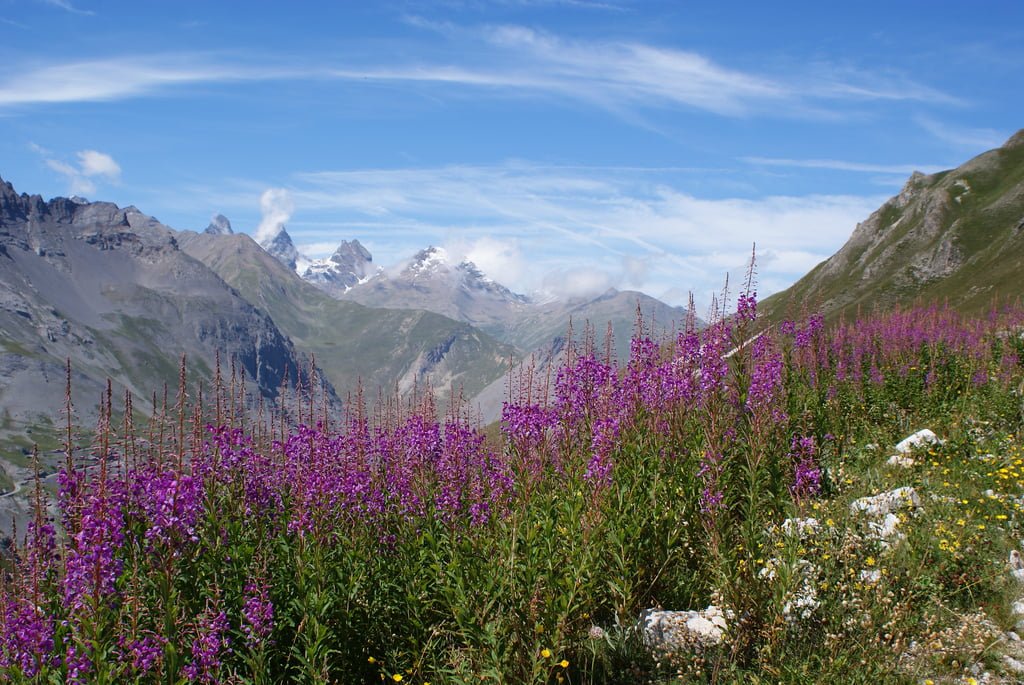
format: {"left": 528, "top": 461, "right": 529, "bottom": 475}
{"left": 260, "top": 226, "right": 300, "bottom": 272}
{"left": 205, "top": 214, "right": 234, "bottom": 235}
{"left": 302, "top": 239, "right": 375, "bottom": 296}
{"left": 394, "top": 246, "right": 528, "bottom": 302}
{"left": 404, "top": 245, "right": 451, "bottom": 278}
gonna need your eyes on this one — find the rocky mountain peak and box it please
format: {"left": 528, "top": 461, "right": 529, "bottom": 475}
{"left": 331, "top": 239, "right": 372, "bottom": 266}
{"left": 260, "top": 226, "right": 300, "bottom": 271}
{"left": 301, "top": 239, "right": 375, "bottom": 294}
{"left": 406, "top": 245, "right": 450, "bottom": 277}
{"left": 205, "top": 214, "right": 234, "bottom": 235}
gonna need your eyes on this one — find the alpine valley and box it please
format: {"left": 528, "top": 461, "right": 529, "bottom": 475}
{"left": 2, "top": 128, "right": 1023, "bottom": 511}
{"left": 0, "top": 174, "right": 692, "bottom": 509}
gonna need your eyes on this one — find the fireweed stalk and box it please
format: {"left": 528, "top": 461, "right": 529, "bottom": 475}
{"left": 1, "top": 298, "right": 1023, "bottom": 681}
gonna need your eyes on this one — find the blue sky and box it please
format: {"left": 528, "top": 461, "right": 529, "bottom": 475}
{"left": 1, "top": 0, "right": 1021, "bottom": 312}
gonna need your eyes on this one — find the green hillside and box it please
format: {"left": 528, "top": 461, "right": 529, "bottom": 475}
{"left": 763, "top": 129, "right": 1024, "bottom": 322}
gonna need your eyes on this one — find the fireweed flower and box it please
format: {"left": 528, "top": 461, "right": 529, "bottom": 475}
{"left": 182, "top": 603, "right": 230, "bottom": 684}
{"left": 554, "top": 354, "right": 618, "bottom": 427}
{"left": 0, "top": 596, "right": 55, "bottom": 677}
{"left": 789, "top": 436, "right": 822, "bottom": 501}
{"left": 61, "top": 477, "right": 126, "bottom": 615}
{"left": 128, "top": 466, "right": 204, "bottom": 549}
{"left": 64, "top": 642, "right": 92, "bottom": 685}
{"left": 118, "top": 632, "right": 165, "bottom": 674}
{"left": 241, "top": 581, "right": 274, "bottom": 647}
{"left": 746, "top": 335, "right": 784, "bottom": 416}
{"left": 736, "top": 290, "right": 757, "bottom": 323}
{"left": 585, "top": 416, "right": 621, "bottom": 485}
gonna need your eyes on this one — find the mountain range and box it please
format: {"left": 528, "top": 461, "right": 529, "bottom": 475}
{"left": 0, "top": 180, "right": 321, "bottom": 439}
{"left": 0, "top": 176, "right": 693, "bottom": 480}
{"left": 261, "top": 227, "right": 691, "bottom": 363}
{"left": 4, "top": 126, "right": 1023, "bottom": 500}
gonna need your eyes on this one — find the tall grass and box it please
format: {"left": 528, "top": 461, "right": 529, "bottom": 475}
{"left": 2, "top": 293, "right": 1024, "bottom": 683}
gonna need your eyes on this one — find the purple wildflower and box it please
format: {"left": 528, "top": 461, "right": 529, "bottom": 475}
{"left": 241, "top": 582, "right": 274, "bottom": 647}
{"left": 789, "top": 436, "right": 822, "bottom": 501}
{"left": 0, "top": 597, "right": 55, "bottom": 677}
{"left": 119, "top": 632, "right": 165, "bottom": 674}
{"left": 182, "top": 603, "right": 230, "bottom": 684}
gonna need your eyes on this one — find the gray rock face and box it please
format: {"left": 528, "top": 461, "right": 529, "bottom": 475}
{"left": 302, "top": 239, "right": 373, "bottom": 295}
{"left": 260, "top": 227, "right": 300, "bottom": 271}
{"left": 204, "top": 214, "right": 233, "bottom": 235}
{"left": 0, "top": 175, "right": 333, "bottom": 433}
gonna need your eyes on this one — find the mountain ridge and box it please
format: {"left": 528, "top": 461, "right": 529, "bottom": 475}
{"left": 761, "top": 129, "right": 1024, "bottom": 321}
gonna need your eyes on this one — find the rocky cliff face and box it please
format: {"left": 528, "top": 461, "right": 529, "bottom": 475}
{"left": 762, "top": 129, "right": 1024, "bottom": 321}
{"left": 0, "top": 176, "right": 331, "bottom": 433}
{"left": 260, "top": 226, "right": 300, "bottom": 271}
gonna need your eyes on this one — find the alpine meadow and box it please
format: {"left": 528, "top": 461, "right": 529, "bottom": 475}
{"left": 2, "top": 2, "right": 1024, "bottom": 683}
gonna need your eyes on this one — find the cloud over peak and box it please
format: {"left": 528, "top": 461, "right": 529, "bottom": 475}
{"left": 34, "top": 145, "right": 121, "bottom": 196}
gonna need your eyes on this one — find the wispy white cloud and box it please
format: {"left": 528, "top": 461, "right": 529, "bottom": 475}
{"left": 743, "top": 156, "right": 948, "bottom": 175}
{"left": 32, "top": 144, "right": 120, "bottom": 195}
{"left": 40, "top": 0, "right": 94, "bottom": 16}
{"left": 255, "top": 188, "right": 294, "bottom": 244}
{"left": 0, "top": 24, "right": 958, "bottom": 122}
{"left": 917, "top": 117, "right": 1007, "bottom": 151}
{"left": 0, "top": 56, "right": 288, "bottom": 107}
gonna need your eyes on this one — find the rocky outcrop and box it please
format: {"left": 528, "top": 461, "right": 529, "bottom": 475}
{"left": 260, "top": 226, "right": 300, "bottom": 271}
{"left": 0, "top": 175, "right": 336, "bottom": 425}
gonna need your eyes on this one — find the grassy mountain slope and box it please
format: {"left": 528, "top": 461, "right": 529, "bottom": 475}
{"left": 762, "top": 129, "right": 1024, "bottom": 322}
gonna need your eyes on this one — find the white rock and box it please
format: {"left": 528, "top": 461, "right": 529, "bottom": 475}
{"left": 1012, "top": 600, "right": 1024, "bottom": 616}
{"left": 894, "top": 429, "right": 942, "bottom": 453}
{"left": 1005, "top": 655, "right": 1024, "bottom": 674}
{"left": 781, "top": 517, "right": 820, "bottom": 537}
{"left": 641, "top": 605, "right": 731, "bottom": 652}
{"left": 1015, "top": 569, "right": 1024, "bottom": 584}
{"left": 1013, "top": 550, "right": 1024, "bottom": 571}
{"left": 860, "top": 569, "right": 881, "bottom": 584}
{"left": 867, "top": 513, "right": 903, "bottom": 543}
{"left": 851, "top": 487, "right": 921, "bottom": 517}
{"left": 886, "top": 454, "right": 916, "bottom": 468}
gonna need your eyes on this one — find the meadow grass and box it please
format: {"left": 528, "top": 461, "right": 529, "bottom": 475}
{"left": 2, "top": 295, "right": 1024, "bottom": 684}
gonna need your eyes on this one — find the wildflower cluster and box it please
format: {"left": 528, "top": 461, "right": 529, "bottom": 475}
{"left": 1, "top": 297, "right": 1023, "bottom": 682}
